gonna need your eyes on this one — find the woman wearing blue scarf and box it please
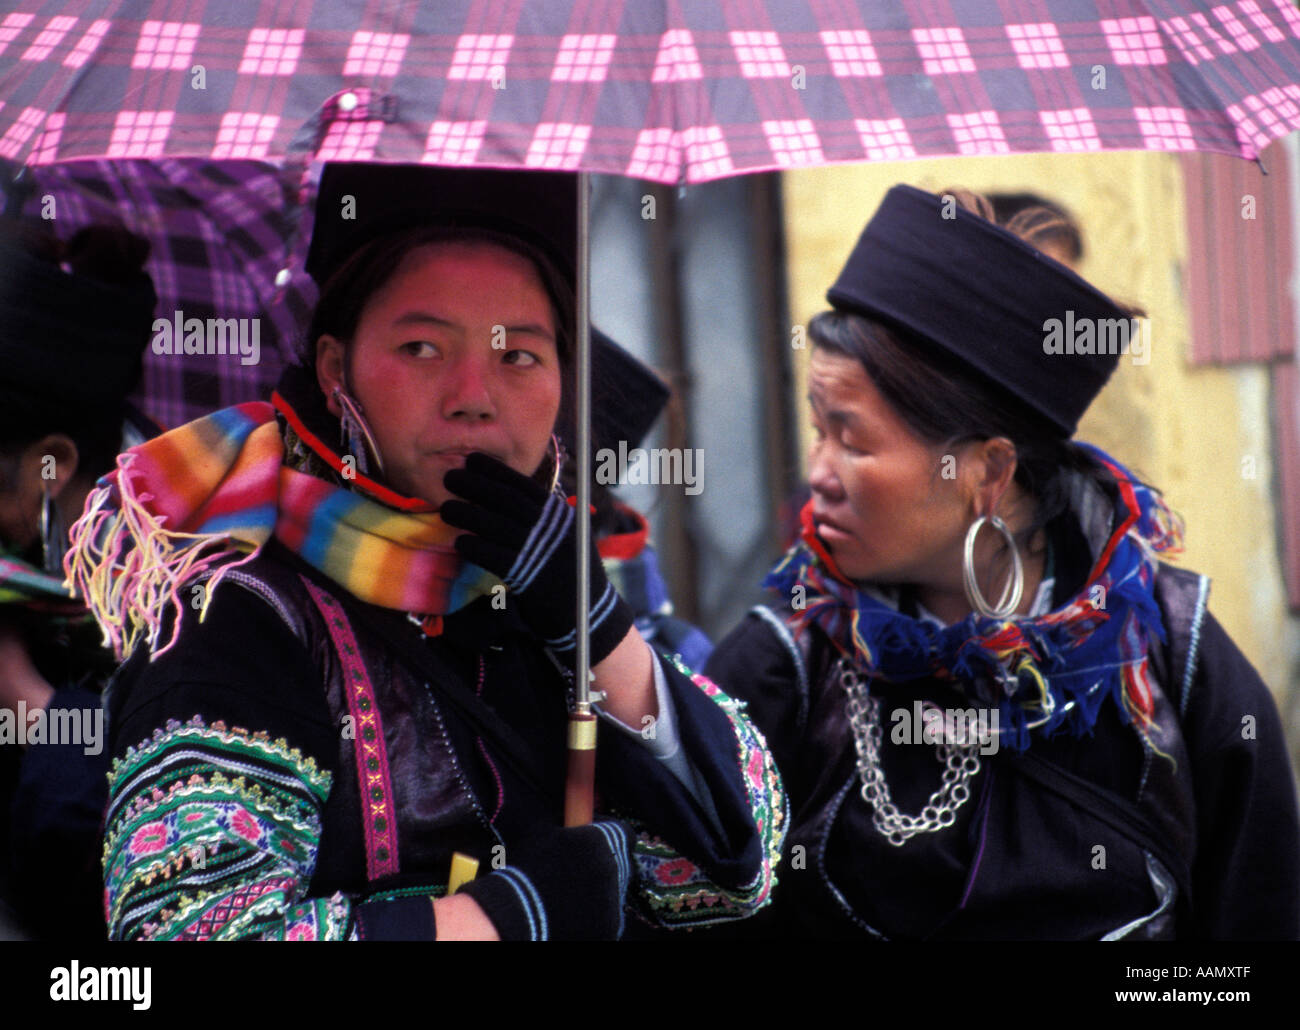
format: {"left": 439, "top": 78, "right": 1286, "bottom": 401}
{"left": 704, "top": 185, "right": 1300, "bottom": 940}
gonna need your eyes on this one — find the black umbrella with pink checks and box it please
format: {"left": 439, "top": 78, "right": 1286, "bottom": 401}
{"left": 1, "top": 0, "right": 1299, "bottom": 180}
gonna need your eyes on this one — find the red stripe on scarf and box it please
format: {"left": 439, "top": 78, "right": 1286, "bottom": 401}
{"left": 272, "top": 390, "right": 432, "bottom": 513}
{"left": 188, "top": 459, "right": 281, "bottom": 532}
{"left": 799, "top": 499, "right": 855, "bottom": 585}
{"left": 272, "top": 472, "right": 331, "bottom": 552}
{"left": 1085, "top": 458, "right": 1141, "bottom": 588}
{"left": 597, "top": 503, "right": 649, "bottom": 561}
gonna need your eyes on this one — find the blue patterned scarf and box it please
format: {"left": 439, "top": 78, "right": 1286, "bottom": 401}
{"left": 764, "top": 444, "right": 1184, "bottom": 752}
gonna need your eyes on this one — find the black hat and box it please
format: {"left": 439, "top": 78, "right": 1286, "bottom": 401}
{"left": 0, "top": 227, "right": 156, "bottom": 438}
{"left": 306, "top": 164, "right": 577, "bottom": 291}
{"left": 827, "top": 185, "right": 1132, "bottom": 438}
{"left": 557, "top": 327, "right": 671, "bottom": 458}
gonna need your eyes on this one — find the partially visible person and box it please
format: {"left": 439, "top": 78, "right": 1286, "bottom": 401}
{"left": 0, "top": 220, "right": 158, "bottom": 939}
{"left": 562, "top": 328, "right": 713, "bottom": 672}
{"left": 988, "top": 190, "right": 1084, "bottom": 270}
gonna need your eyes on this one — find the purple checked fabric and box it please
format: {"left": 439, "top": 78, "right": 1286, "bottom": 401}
{"left": 0, "top": 1, "right": 1298, "bottom": 183}
{"left": 15, "top": 159, "right": 318, "bottom": 428}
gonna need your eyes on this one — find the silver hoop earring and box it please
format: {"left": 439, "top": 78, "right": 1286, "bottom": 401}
{"left": 40, "top": 486, "right": 65, "bottom": 577}
{"left": 962, "top": 514, "right": 1024, "bottom": 619}
{"left": 334, "top": 385, "right": 384, "bottom": 477}
{"left": 547, "top": 433, "right": 564, "bottom": 495}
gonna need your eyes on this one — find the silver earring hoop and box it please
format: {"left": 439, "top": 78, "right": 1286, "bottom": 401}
{"left": 962, "top": 514, "right": 1024, "bottom": 619}
{"left": 547, "top": 434, "right": 564, "bottom": 495}
{"left": 40, "top": 486, "right": 65, "bottom": 577}
{"left": 334, "top": 385, "right": 384, "bottom": 477}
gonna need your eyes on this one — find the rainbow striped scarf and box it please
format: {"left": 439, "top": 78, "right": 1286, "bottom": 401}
{"left": 0, "top": 551, "right": 82, "bottom": 614}
{"left": 764, "top": 444, "right": 1184, "bottom": 754}
{"left": 65, "top": 400, "right": 499, "bottom": 660}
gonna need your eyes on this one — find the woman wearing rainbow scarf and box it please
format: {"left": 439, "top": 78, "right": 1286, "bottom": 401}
{"left": 71, "top": 166, "right": 783, "bottom": 941}
{"left": 704, "top": 185, "right": 1299, "bottom": 940}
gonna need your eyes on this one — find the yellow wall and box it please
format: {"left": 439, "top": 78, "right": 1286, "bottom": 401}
{"left": 781, "top": 152, "right": 1299, "bottom": 704}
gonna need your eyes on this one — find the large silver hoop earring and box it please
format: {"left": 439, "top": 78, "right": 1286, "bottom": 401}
{"left": 334, "top": 385, "right": 384, "bottom": 477}
{"left": 962, "top": 514, "right": 1024, "bottom": 619}
{"left": 40, "top": 486, "right": 65, "bottom": 577}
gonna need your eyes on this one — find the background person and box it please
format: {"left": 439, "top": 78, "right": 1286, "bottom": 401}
{"left": 561, "top": 327, "right": 714, "bottom": 672}
{"left": 0, "top": 220, "right": 157, "bottom": 939}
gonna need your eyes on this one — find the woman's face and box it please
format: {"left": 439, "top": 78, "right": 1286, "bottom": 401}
{"left": 0, "top": 435, "right": 80, "bottom": 558}
{"left": 317, "top": 240, "right": 562, "bottom": 509}
{"left": 807, "top": 347, "right": 975, "bottom": 587}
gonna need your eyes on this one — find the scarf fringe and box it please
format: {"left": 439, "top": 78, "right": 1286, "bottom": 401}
{"left": 64, "top": 454, "right": 259, "bottom": 662}
{"left": 65, "top": 398, "right": 501, "bottom": 664}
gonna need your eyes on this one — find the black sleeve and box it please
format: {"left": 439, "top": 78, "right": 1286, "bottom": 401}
{"left": 9, "top": 684, "right": 110, "bottom": 939}
{"left": 592, "top": 641, "right": 789, "bottom": 928}
{"left": 108, "top": 585, "right": 336, "bottom": 758}
{"left": 704, "top": 608, "right": 809, "bottom": 794}
{"left": 1181, "top": 612, "right": 1300, "bottom": 940}
{"left": 596, "top": 654, "right": 764, "bottom": 887}
{"left": 105, "top": 583, "right": 428, "bottom": 940}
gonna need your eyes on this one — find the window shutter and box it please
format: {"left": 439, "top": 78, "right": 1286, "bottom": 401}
{"left": 1182, "top": 150, "right": 1294, "bottom": 365}
{"left": 1275, "top": 361, "right": 1300, "bottom": 609}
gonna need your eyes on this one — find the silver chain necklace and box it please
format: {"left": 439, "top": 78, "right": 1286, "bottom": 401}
{"left": 839, "top": 659, "right": 983, "bottom": 847}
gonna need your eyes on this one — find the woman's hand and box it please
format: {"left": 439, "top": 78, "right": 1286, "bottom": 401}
{"left": 455, "top": 820, "right": 636, "bottom": 940}
{"left": 431, "top": 892, "right": 500, "bottom": 940}
{"left": 441, "top": 453, "right": 657, "bottom": 725}
{"left": 441, "top": 453, "right": 636, "bottom": 668}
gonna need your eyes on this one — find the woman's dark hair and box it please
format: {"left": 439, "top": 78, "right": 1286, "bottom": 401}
{"left": 0, "top": 222, "right": 151, "bottom": 486}
{"left": 298, "top": 224, "right": 575, "bottom": 376}
{"left": 809, "top": 188, "right": 1135, "bottom": 543}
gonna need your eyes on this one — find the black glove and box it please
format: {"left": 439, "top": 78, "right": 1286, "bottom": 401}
{"left": 441, "top": 453, "right": 635, "bottom": 666}
{"left": 458, "top": 820, "right": 636, "bottom": 940}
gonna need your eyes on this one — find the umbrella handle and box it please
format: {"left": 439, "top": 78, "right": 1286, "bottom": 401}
{"left": 563, "top": 712, "right": 597, "bottom": 826}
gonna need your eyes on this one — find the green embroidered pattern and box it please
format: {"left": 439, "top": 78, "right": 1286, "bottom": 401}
{"left": 632, "top": 657, "right": 787, "bottom": 927}
{"left": 104, "top": 716, "right": 350, "bottom": 941}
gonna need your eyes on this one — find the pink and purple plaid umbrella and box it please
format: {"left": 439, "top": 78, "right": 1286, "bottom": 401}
{"left": 1, "top": 1, "right": 1299, "bottom": 183}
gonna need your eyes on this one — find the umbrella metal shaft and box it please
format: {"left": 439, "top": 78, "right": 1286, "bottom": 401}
{"left": 565, "top": 172, "right": 596, "bottom": 828}
{"left": 575, "top": 171, "right": 591, "bottom": 714}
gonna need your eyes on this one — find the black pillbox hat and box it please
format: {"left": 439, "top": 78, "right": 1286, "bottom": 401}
{"left": 557, "top": 326, "right": 671, "bottom": 458}
{"left": 827, "top": 184, "right": 1134, "bottom": 438}
{"left": 306, "top": 164, "right": 578, "bottom": 293}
